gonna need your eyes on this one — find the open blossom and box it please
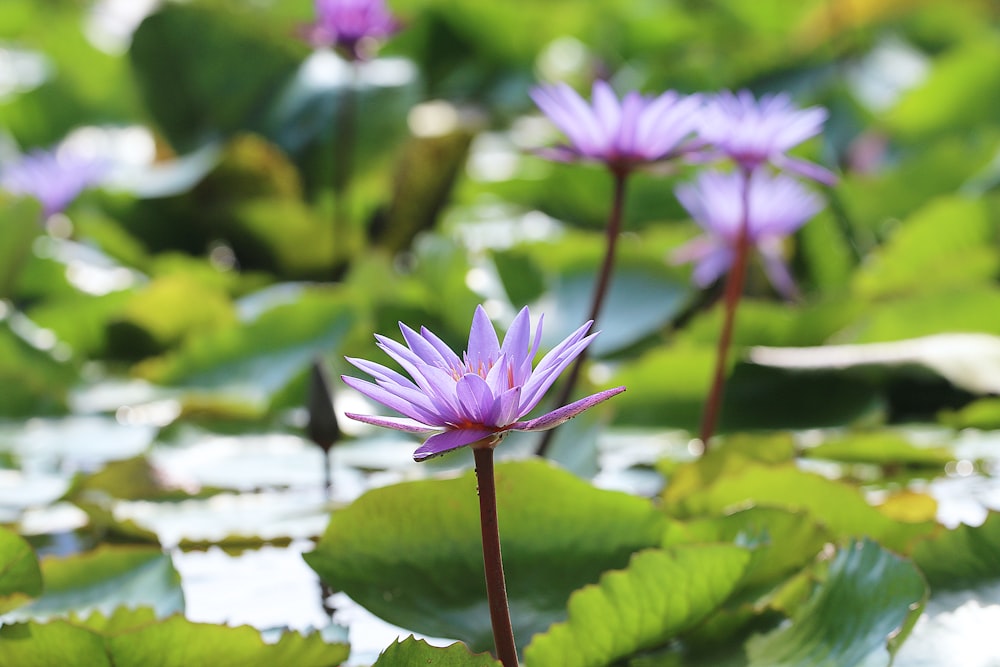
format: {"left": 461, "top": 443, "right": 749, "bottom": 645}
{"left": 0, "top": 148, "right": 106, "bottom": 218}
{"left": 531, "top": 80, "right": 701, "bottom": 173}
{"left": 304, "top": 0, "right": 401, "bottom": 60}
{"left": 343, "top": 305, "right": 625, "bottom": 461}
{"left": 697, "top": 90, "right": 836, "bottom": 185}
{"left": 671, "top": 170, "right": 823, "bottom": 298}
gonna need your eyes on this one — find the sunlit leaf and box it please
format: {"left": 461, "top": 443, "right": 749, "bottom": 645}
{"left": 524, "top": 545, "right": 751, "bottom": 667}
{"left": 0, "top": 527, "right": 42, "bottom": 614}
{"left": 803, "top": 430, "right": 953, "bottom": 467}
{"left": 887, "top": 38, "right": 1000, "bottom": 139}
{"left": 746, "top": 539, "right": 927, "bottom": 667}
{"left": 0, "top": 609, "right": 350, "bottom": 667}
{"left": 852, "top": 196, "right": 998, "bottom": 299}
{"left": 136, "top": 288, "right": 355, "bottom": 410}
{"left": 373, "top": 636, "right": 500, "bottom": 666}
{"left": 667, "top": 462, "right": 935, "bottom": 552}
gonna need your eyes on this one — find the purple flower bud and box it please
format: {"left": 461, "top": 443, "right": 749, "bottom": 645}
{"left": 531, "top": 80, "right": 702, "bottom": 174}
{"left": 671, "top": 170, "right": 823, "bottom": 298}
{"left": 343, "top": 305, "right": 625, "bottom": 461}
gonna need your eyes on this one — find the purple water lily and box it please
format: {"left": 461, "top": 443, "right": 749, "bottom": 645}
{"left": 0, "top": 148, "right": 106, "bottom": 218}
{"left": 305, "top": 0, "right": 401, "bottom": 60}
{"left": 531, "top": 80, "right": 701, "bottom": 174}
{"left": 696, "top": 90, "right": 836, "bottom": 185}
{"left": 343, "top": 305, "right": 625, "bottom": 461}
{"left": 671, "top": 169, "right": 822, "bottom": 298}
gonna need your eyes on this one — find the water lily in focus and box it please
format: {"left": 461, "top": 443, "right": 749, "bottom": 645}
{"left": 305, "top": 0, "right": 401, "bottom": 60}
{"left": 531, "top": 80, "right": 701, "bottom": 174}
{"left": 0, "top": 148, "right": 106, "bottom": 219}
{"left": 697, "top": 90, "right": 836, "bottom": 185}
{"left": 672, "top": 169, "right": 823, "bottom": 298}
{"left": 343, "top": 305, "right": 625, "bottom": 461}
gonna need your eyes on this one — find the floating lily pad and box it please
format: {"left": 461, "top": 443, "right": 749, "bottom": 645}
{"left": 305, "top": 459, "right": 670, "bottom": 652}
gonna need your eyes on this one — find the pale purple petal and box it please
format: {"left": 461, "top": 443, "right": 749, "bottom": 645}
{"left": 413, "top": 427, "right": 499, "bottom": 462}
{"left": 456, "top": 373, "right": 497, "bottom": 426}
{"left": 466, "top": 305, "right": 500, "bottom": 370}
{"left": 345, "top": 356, "right": 416, "bottom": 389}
{"left": 512, "top": 386, "right": 626, "bottom": 431}
{"left": 520, "top": 334, "right": 598, "bottom": 414}
{"left": 697, "top": 89, "right": 832, "bottom": 184}
{"left": 772, "top": 154, "right": 838, "bottom": 186}
{"left": 532, "top": 81, "right": 700, "bottom": 169}
{"left": 344, "top": 413, "right": 438, "bottom": 433}
{"left": 591, "top": 81, "right": 622, "bottom": 148}
{"left": 419, "top": 326, "right": 462, "bottom": 369}
{"left": 400, "top": 323, "right": 449, "bottom": 366}
{"left": 341, "top": 375, "right": 442, "bottom": 424}
{"left": 499, "top": 307, "right": 532, "bottom": 368}
{"left": 758, "top": 238, "right": 801, "bottom": 300}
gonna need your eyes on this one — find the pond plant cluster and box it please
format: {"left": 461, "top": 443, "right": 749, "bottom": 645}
{"left": 1, "top": 0, "right": 1000, "bottom": 665}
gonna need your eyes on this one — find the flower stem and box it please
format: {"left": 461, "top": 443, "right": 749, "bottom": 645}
{"left": 473, "top": 447, "right": 518, "bottom": 667}
{"left": 536, "top": 169, "right": 628, "bottom": 457}
{"left": 331, "top": 61, "right": 360, "bottom": 276}
{"left": 698, "top": 169, "right": 753, "bottom": 450}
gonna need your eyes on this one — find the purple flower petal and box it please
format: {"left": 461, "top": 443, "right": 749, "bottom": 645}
{"left": 413, "top": 427, "right": 499, "bottom": 462}
{"left": 344, "top": 413, "right": 437, "bottom": 433}
{"left": 512, "top": 386, "right": 626, "bottom": 431}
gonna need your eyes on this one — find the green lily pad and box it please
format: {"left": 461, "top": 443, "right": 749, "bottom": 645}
{"left": 746, "top": 539, "right": 927, "bottom": 667}
{"left": 911, "top": 511, "right": 1000, "bottom": 588}
{"left": 136, "top": 288, "right": 355, "bottom": 410}
{"left": 374, "top": 636, "right": 501, "bottom": 666}
{"left": 524, "top": 544, "right": 751, "bottom": 667}
{"left": 803, "top": 431, "right": 954, "bottom": 468}
{"left": 0, "top": 527, "right": 42, "bottom": 614}
{"left": 5, "top": 545, "right": 183, "bottom": 622}
{"left": 0, "top": 607, "right": 350, "bottom": 667}
{"left": 304, "top": 459, "right": 670, "bottom": 652}
{"left": 667, "top": 462, "right": 935, "bottom": 552}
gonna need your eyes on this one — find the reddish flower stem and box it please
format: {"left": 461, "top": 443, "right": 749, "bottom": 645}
{"left": 536, "top": 169, "right": 628, "bottom": 457}
{"left": 473, "top": 447, "right": 518, "bottom": 667}
{"left": 698, "top": 169, "right": 753, "bottom": 449}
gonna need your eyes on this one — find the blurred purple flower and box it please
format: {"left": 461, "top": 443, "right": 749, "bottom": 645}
{"left": 697, "top": 90, "right": 836, "bottom": 185}
{"left": 531, "top": 80, "right": 701, "bottom": 174}
{"left": 1, "top": 148, "right": 106, "bottom": 218}
{"left": 343, "top": 305, "right": 626, "bottom": 461}
{"left": 671, "top": 170, "right": 823, "bottom": 298}
{"left": 305, "top": 0, "right": 401, "bottom": 60}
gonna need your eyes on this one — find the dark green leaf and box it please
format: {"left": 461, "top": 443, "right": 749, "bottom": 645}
{"left": 129, "top": 4, "right": 305, "bottom": 151}
{"left": 911, "top": 512, "right": 1000, "bottom": 588}
{"left": 746, "top": 539, "right": 927, "bottom": 667}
